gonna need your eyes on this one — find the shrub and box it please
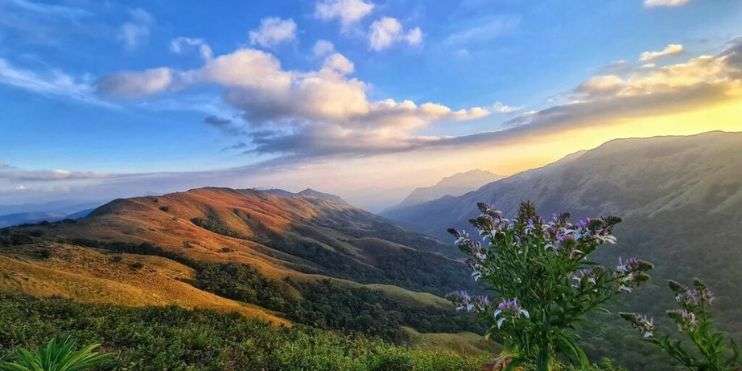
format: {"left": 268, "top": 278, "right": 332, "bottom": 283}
{"left": 0, "top": 336, "right": 110, "bottom": 371}
{"left": 447, "top": 202, "right": 653, "bottom": 370}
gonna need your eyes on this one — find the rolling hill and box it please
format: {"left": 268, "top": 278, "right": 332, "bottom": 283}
{"left": 0, "top": 186, "right": 482, "bottom": 345}
{"left": 382, "top": 130, "right": 742, "bottom": 368}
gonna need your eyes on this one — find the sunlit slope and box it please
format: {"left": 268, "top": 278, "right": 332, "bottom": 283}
{"left": 40, "top": 187, "right": 465, "bottom": 290}
{"left": 0, "top": 187, "right": 473, "bottom": 327}
{"left": 384, "top": 130, "right": 742, "bottom": 345}
{"left": 0, "top": 243, "right": 288, "bottom": 324}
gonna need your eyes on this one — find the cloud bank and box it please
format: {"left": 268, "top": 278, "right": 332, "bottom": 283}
{"left": 96, "top": 46, "right": 489, "bottom": 159}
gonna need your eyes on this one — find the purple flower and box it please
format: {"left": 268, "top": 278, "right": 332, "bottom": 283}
{"left": 621, "top": 312, "right": 656, "bottom": 338}
{"left": 667, "top": 309, "right": 698, "bottom": 331}
{"left": 448, "top": 291, "right": 490, "bottom": 313}
{"left": 616, "top": 257, "right": 640, "bottom": 274}
{"left": 571, "top": 268, "right": 598, "bottom": 287}
{"left": 675, "top": 287, "right": 714, "bottom": 308}
{"left": 494, "top": 298, "right": 530, "bottom": 328}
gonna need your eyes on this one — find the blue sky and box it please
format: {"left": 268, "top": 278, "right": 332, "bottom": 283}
{"left": 1, "top": 0, "right": 741, "bottom": 209}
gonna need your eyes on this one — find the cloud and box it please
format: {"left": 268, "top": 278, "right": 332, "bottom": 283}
{"left": 118, "top": 8, "right": 154, "bottom": 50}
{"left": 249, "top": 17, "right": 297, "bottom": 48}
{"left": 8, "top": 39, "right": 742, "bottom": 210}
{"left": 368, "top": 17, "right": 423, "bottom": 51}
{"left": 204, "top": 115, "right": 247, "bottom": 136}
{"left": 444, "top": 15, "right": 520, "bottom": 46}
{"left": 491, "top": 101, "right": 521, "bottom": 114}
{"left": 0, "top": 58, "right": 110, "bottom": 106}
{"left": 576, "top": 74, "right": 625, "bottom": 96}
{"left": 0, "top": 164, "right": 107, "bottom": 182}
{"left": 644, "top": 0, "right": 690, "bottom": 8}
{"left": 314, "top": 0, "right": 374, "bottom": 28}
{"left": 170, "top": 37, "right": 213, "bottom": 60}
{"left": 97, "top": 67, "right": 176, "bottom": 98}
{"left": 7, "top": 0, "right": 91, "bottom": 18}
{"left": 639, "top": 43, "right": 684, "bottom": 62}
{"left": 313, "top": 40, "right": 336, "bottom": 57}
{"left": 503, "top": 40, "right": 742, "bottom": 131}
{"left": 97, "top": 45, "right": 489, "bottom": 158}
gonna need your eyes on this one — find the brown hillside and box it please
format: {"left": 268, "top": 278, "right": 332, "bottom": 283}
{"left": 0, "top": 187, "right": 472, "bottom": 325}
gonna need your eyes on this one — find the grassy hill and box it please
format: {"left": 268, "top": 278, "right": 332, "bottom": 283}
{"left": 383, "top": 131, "right": 742, "bottom": 369}
{"left": 0, "top": 187, "right": 489, "bottom": 364}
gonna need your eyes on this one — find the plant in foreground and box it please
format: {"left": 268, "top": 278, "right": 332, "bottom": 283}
{"left": 0, "top": 336, "right": 110, "bottom": 371}
{"left": 448, "top": 202, "right": 653, "bottom": 370}
{"left": 621, "top": 279, "right": 739, "bottom": 371}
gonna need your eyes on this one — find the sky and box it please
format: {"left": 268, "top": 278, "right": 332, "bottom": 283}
{"left": 1, "top": 0, "right": 741, "bottom": 211}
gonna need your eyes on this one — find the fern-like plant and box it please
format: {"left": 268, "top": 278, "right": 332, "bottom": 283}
{"left": 0, "top": 336, "right": 110, "bottom": 371}
{"left": 621, "top": 279, "right": 739, "bottom": 371}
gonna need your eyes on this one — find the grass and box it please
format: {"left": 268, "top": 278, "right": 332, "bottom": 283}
{"left": 0, "top": 293, "right": 490, "bottom": 370}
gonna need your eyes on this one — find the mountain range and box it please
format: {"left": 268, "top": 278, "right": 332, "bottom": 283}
{"left": 382, "top": 130, "right": 742, "bottom": 368}
{"left": 0, "top": 201, "right": 99, "bottom": 228}
{"left": 387, "top": 169, "right": 502, "bottom": 211}
{"left": 1, "top": 131, "right": 740, "bottom": 370}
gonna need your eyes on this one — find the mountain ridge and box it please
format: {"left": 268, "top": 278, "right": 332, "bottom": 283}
{"left": 387, "top": 169, "right": 502, "bottom": 212}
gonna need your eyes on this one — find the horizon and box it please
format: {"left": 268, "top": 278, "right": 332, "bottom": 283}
{"left": 2, "top": 0, "right": 742, "bottom": 210}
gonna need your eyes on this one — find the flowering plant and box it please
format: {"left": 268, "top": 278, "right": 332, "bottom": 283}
{"left": 448, "top": 202, "right": 653, "bottom": 370}
{"left": 621, "top": 279, "right": 739, "bottom": 371}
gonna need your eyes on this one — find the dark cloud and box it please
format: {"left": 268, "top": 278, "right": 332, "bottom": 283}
{"left": 203, "top": 115, "right": 247, "bottom": 135}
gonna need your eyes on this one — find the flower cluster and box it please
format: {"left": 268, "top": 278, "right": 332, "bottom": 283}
{"left": 494, "top": 298, "right": 530, "bottom": 328}
{"left": 571, "top": 267, "right": 601, "bottom": 288}
{"left": 447, "top": 291, "right": 491, "bottom": 313}
{"left": 621, "top": 279, "right": 738, "bottom": 370}
{"left": 667, "top": 309, "right": 698, "bottom": 331}
{"left": 448, "top": 202, "right": 654, "bottom": 369}
{"left": 669, "top": 279, "right": 714, "bottom": 310}
{"left": 447, "top": 229, "right": 489, "bottom": 281}
{"left": 621, "top": 312, "right": 656, "bottom": 338}
{"left": 615, "top": 256, "right": 653, "bottom": 293}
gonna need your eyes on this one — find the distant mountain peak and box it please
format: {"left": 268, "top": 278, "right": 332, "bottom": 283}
{"left": 296, "top": 188, "right": 350, "bottom": 205}
{"left": 388, "top": 169, "right": 502, "bottom": 210}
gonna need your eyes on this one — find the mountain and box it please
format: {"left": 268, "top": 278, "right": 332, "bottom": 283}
{"left": 0, "top": 187, "right": 482, "bottom": 344}
{"left": 0, "top": 201, "right": 100, "bottom": 228}
{"left": 383, "top": 131, "right": 742, "bottom": 368}
{"left": 387, "top": 169, "right": 502, "bottom": 211}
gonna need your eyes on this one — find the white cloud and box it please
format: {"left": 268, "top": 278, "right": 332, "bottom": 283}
{"left": 644, "top": 0, "right": 690, "bottom": 7}
{"left": 491, "top": 101, "right": 521, "bottom": 114}
{"left": 97, "top": 46, "right": 489, "bottom": 157}
{"left": 0, "top": 58, "right": 108, "bottom": 106}
{"left": 313, "top": 40, "right": 336, "bottom": 57}
{"left": 321, "top": 53, "right": 354, "bottom": 75}
{"left": 0, "top": 163, "right": 107, "bottom": 182}
{"left": 639, "top": 43, "right": 684, "bottom": 62}
{"left": 576, "top": 74, "right": 625, "bottom": 96}
{"left": 8, "top": 0, "right": 91, "bottom": 18}
{"left": 368, "top": 17, "right": 423, "bottom": 51}
{"left": 405, "top": 27, "right": 423, "bottom": 46}
{"left": 314, "top": 0, "right": 374, "bottom": 28}
{"left": 170, "top": 37, "right": 213, "bottom": 60}
{"left": 249, "top": 17, "right": 297, "bottom": 48}
{"left": 444, "top": 15, "right": 520, "bottom": 46}
{"left": 117, "top": 8, "right": 154, "bottom": 50}
{"left": 507, "top": 41, "right": 742, "bottom": 130}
